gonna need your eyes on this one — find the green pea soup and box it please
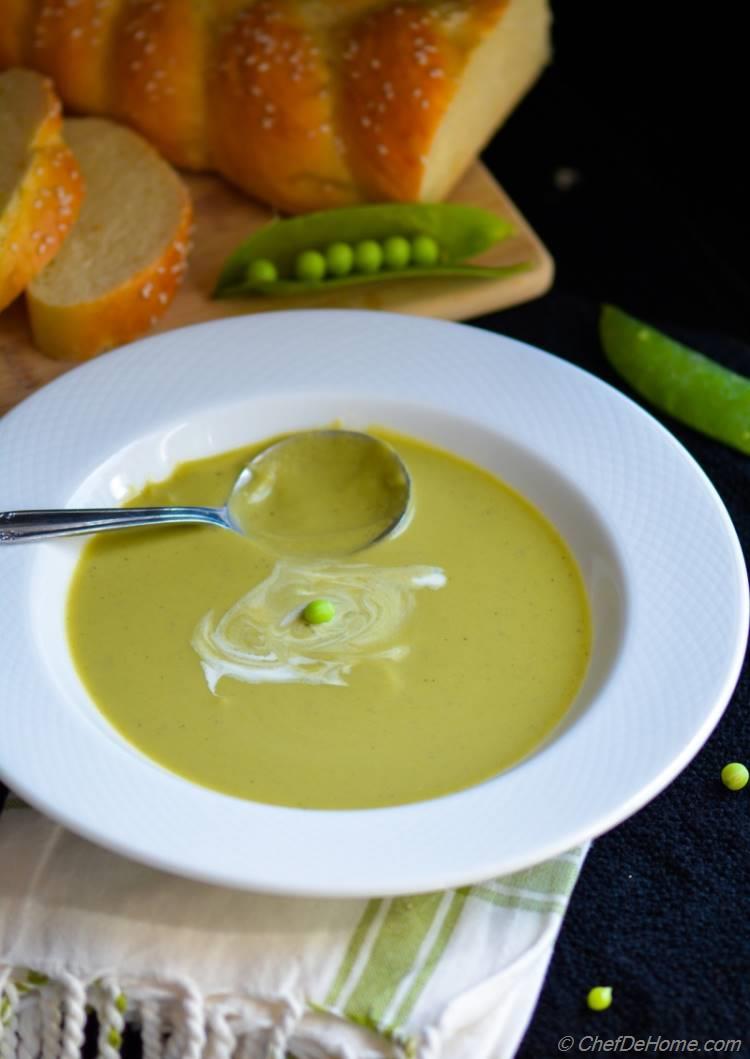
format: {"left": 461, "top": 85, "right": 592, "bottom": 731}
{"left": 67, "top": 430, "right": 591, "bottom": 809}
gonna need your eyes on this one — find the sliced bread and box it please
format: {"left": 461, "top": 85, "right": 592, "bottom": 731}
{"left": 27, "top": 117, "right": 193, "bottom": 361}
{"left": 0, "top": 68, "right": 84, "bottom": 313}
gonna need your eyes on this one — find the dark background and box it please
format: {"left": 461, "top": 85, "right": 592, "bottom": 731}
{"left": 487, "top": 0, "right": 749, "bottom": 343}
{"left": 478, "top": 0, "right": 750, "bottom": 1050}
{"left": 2, "top": 0, "right": 748, "bottom": 1052}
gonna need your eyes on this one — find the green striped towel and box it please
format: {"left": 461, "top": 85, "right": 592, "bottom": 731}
{"left": 0, "top": 798, "right": 586, "bottom": 1059}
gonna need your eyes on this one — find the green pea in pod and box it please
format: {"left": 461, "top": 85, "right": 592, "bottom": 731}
{"left": 213, "top": 203, "right": 526, "bottom": 298}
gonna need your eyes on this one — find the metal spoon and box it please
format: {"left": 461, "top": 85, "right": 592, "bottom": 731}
{"left": 0, "top": 430, "right": 412, "bottom": 554}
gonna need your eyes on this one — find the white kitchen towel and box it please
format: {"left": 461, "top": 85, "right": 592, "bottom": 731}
{"left": 0, "top": 799, "right": 586, "bottom": 1059}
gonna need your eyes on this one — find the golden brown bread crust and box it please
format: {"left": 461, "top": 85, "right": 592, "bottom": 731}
{"left": 209, "top": 0, "right": 357, "bottom": 213}
{"left": 337, "top": 2, "right": 467, "bottom": 202}
{"left": 0, "top": 73, "right": 84, "bottom": 312}
{"left": 0, "top": 143, "right": 83, "bottom": 311}
{"left": 30, "top": 0, "right": 126, "bottom": 113}
{"left": 0, "top": 0, "right": 34, "bottom": 67}
{"left": 113, "top": 0, "right": 208, "bottom": 168}
{"left": 2, "top": 0, "right": 547, "bottom": 212}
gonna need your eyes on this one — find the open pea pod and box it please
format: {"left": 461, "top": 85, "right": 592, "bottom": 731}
{"left": 214, "top": 203, "right": 517, "bottom": 298}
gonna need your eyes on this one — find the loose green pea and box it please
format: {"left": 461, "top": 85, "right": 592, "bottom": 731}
{"left": 586, "top": 986, "right": 613, "bottom": 1011}
{"left": 721, "top": 762, "right": 749, "bottom": 790}
{"left": 246, "top": 258, "right": 278, "bottom": 284}
{"left": 383, "top": 235, "right": 411, "bottom": 270}
{"left": 411, "top": 234, "right": 440, "bottom": 267}
{"left": 303, "top": 599, "right": 335, "bottom": 624}
{"left": 295, "top": 249, "right": 327, "bottom": 282}
{"left": 353, "top": 239, "right": 384, "bottom": 274}
{"left": 326, "top": 241, "right": 354, "bottom": 277}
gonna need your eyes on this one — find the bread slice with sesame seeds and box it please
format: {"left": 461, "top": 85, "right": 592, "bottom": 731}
{"left": 27, "top": 117, "right": 192, "bottom": 360}
{"left": 0, "top": 68, "right": 84, "bottom": 313}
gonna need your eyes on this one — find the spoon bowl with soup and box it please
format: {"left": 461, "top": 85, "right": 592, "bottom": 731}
{"left": 0, "top": 429, "right": 412, "bottom": 554}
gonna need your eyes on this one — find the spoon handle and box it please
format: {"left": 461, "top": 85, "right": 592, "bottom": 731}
{"left": 0, "top": 506, "right": 229, "bottom": 543}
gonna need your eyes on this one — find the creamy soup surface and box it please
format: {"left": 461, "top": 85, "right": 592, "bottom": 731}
{"left": 67, "top": 430, "right": 591, "bottom": 809}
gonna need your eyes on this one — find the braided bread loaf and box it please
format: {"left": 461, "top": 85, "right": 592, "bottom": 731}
{"left": 0, "top": 0, "right": 550, "bottom": 213}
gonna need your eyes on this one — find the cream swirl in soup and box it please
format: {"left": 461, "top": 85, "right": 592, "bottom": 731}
{"left": 193, "top": 559, "right": 446, "bottom": 690}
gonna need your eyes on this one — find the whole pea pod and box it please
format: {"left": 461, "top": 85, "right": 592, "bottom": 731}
{"left": 213, "top": 203, "right": 527, "bottom": 298}
{"left": 600, "top": 304, "right": 750, "bottom": 456}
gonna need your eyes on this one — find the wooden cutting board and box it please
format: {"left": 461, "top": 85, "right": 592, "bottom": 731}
{"left": 0, "top": 161, "right": 553, "bottom": 416}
